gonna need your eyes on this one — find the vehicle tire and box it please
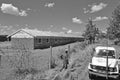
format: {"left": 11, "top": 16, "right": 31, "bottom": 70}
{"left": 116, "top": 75, "right": 120, "bottom": 80}
{"left": 89, "top": 73, "right": 95, "bottom": 80}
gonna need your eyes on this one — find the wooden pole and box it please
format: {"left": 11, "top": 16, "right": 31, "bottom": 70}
{"left": 50, "top": 46, "right": 52, "bottom": 69}
{"left": 106, "top": 52, "right": 108, "bottom": 79}
{"left": 106, "top": 40, "right": 109, "bottom": 80}
{"left": 67, "top": 44, "right": 70, "bottom": 68}
{"left": 0, "top": 55, "right": 1, "bottom": 66}
{"left": 68, "top": 45, "right": 70, "bottom": 57}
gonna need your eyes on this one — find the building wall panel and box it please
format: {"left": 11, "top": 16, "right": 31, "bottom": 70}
{"left": 11, "top": 38, "right": 34, "bottom": 50}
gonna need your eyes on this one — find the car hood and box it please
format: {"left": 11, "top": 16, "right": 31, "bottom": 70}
{"left": 92, "top": 57, "right": 118, "bottom": 67}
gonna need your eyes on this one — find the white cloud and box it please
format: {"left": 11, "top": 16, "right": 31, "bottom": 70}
{"left": 83, "top": 3, "right": 107, "bottom": 13}
{"left": 0, "top": 25, "right": 15, "bottom": 35}
{"left": 1, "top": 3, "right": 28, "bottom": 16}
{"left": 19, "top": 10, "right": 27, "bottom": 16}
{"left": 93, "top": 16, "right": 108, "bottom": 21}
{"left": 83, "top": 8, "right": 89, "bottom": 14}
{"left": 72, "top": 17, "right": 83, "bottom": 24}
{"left": 70, "top": 32, "right": 82, "bottom": 36}
{"left": 91, "top": 3, "right": 107, "bottom": 13}
{"left": 45, "top": 2, "right": 55, "bottom": 8}
{"left": 50, "top": 25, "right": 54, "bottom": 28}
{"left": 62, "top": 27, "right": 81, "bottom": 35}
{"left": 62, "top": 27, "right": 68, "bottom": 30}
{"left": 66, "top": 30, "right": 82, "bottom": 36}
{"left": 62, "top": 27, "right": 73, "bottom": 34}
{"left": 27, "top": 8, "right": 31, "bottom": 11}
{"left": 67, "top": 29, "right": 72, "bottom": 33}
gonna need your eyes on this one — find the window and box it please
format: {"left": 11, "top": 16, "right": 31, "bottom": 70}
{"left": 55, "top": 39, "right": 57, "bottom": 42}
{"left": 95, "top": 49, "right": 115, "bottom": 58}
{"left": 39, "top": 39, "right": 41, "bottom": 43}
{"left": 46, "top": 39, "right": 49, "bottom": 43}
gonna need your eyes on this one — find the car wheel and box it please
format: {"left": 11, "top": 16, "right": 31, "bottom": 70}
{"left": 116, "top": 76, "right": 120, "bottom": 80}
{"left": 89, "top": 73, "right": 95, "bottom": 80}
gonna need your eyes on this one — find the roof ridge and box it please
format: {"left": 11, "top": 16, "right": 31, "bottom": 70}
{"left": 8, "top": 28, "right": 83, "bottom": 38}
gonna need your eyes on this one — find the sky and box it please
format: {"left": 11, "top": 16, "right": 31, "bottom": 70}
{"left": 0, "top": 0, "right": 119, "bottom": 35}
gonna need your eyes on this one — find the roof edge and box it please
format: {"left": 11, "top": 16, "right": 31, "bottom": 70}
{"left": 7, "top": 29, "right": 34, "bottom": 38}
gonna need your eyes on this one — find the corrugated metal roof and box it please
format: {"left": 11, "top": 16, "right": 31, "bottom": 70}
{"left": 9, "top": 28, "right": 83, "bottom": 38}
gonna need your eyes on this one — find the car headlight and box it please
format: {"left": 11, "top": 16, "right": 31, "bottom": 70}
{"left": 90, "top": 64, "right": 96, "bottom": 69}
{"left": 109, "top": 67, "right": 117, "bottom": 72}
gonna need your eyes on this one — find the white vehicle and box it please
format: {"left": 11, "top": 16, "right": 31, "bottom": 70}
{"left": 88, "top": 46, "right": 120, "bottom": 80}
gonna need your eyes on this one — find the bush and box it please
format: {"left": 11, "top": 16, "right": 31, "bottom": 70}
{"left": 7, "top": 48, "right": 39, "bottom": 77}
{"left": 72, "top": 42, "right": 88, "bottom": 51}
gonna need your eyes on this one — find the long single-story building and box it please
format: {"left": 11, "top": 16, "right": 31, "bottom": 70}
{"left": 8, "top": 29, "right": 84, "bottom": 49}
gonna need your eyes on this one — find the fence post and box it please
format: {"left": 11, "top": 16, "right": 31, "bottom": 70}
{"left": 67, "top": 44, "right": 70, "bottom": 68}
{"left": 0, "top": 55, "right": 1, "bottom": 66}
{"left": 49, "top": 46, "right": 52, "bottom": 69}
{"left": 106, "top": 51, "right": 108, "bottom": 80}
{"left": 68, "top": 45, "right": 70, "bottom": 57}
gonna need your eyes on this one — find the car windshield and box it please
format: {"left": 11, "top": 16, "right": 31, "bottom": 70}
{"left": 95, "top": 49, "right": 115, "bottom": 58}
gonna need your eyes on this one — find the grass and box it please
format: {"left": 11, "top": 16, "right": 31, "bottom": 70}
{"left": 0, "top": 41, "right": 80, "bottom": 80}
{"left": 0, "top": 40, "right": 120, "bottom": 80}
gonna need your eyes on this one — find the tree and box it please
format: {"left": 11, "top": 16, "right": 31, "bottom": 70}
{"left": 107, "top": 4, "right": 120, "bottom": 40}
{"left": 97, "top": 31, "right": 107, "bottom": 39}
{"left": 82, "top": 18, "right": 99, "bottom": 44}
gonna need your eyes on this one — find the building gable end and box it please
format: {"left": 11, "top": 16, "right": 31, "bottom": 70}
{"left": 11, "top": 30, "right": 34, "bottom": 38}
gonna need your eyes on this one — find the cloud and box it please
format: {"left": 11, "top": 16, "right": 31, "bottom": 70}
{"left": 66, "top": 30, "right": 82, "bottom": 36}
{"left": 0, "top": 25, "right": 15, "bottom": 35}
{"left": 62, "top": 27, "right": 68, "bottom": 30}
{"left": 62, "top": 27, "right": 73, "bottom": 33}
{"left": 93, "top": 16, "right": 108, "bottom": 21}
{"left": 1, "top": 3, "right": 28, "bottom": 16}
{"left": 67, "top": 30, "right": 72, "bottom": 33}
{"left": 27, "top": 8, "right": 31, "bottom": 11}
{"left": 72, "top": 17, "right": 83, "bottom": 24}
{"left": 90, "top": 3, "right": 107, "bottom": 13}
{"left": 45, "top": 2, "right": 55, "bottom": 8}
{"left": 83, "top": 8, "right": 89, "bottom": 14}
{"left": 70, "top": 31, "right": 82, "bottom": 36}
{"left": 50, "top": 25, "right": 54, "bottom": 28}
{"left": 19, "top": 10, "right": 27, "bottom": 16}
{"left": 62, "top": 27, "right": 81, "bottom": 35}
{"left": 83, "top": 3, "right": 107, "bottom": 13}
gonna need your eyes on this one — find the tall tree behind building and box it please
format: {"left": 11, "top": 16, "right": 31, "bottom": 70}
{"left": 82, "top": 18, "right": 99, "bottom": 44}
